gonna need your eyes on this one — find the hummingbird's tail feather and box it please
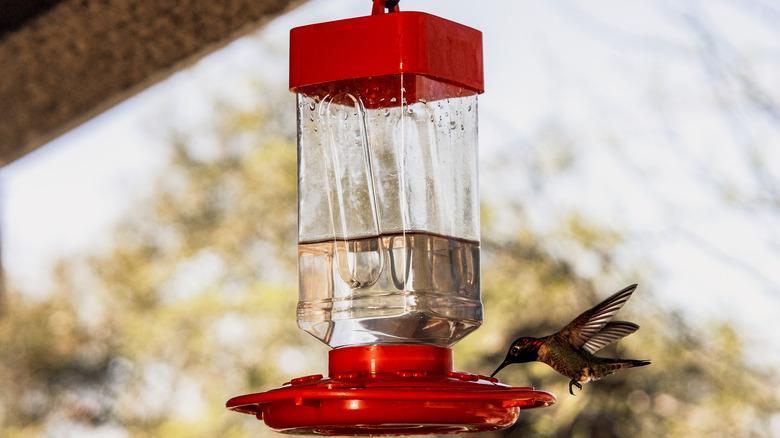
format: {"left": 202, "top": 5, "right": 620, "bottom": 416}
{"left": 627, "top": 359, "right": 651, "bottom": 367}
{"left": 612, "top": 358, "right": 650, "bottom": 372}
{"left": 587, "top": 358, "right": 651, "bottom": 381}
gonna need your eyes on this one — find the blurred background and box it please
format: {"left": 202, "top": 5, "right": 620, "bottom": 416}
{"left": 2, "top": 0, "right": 780, "bottom": 436}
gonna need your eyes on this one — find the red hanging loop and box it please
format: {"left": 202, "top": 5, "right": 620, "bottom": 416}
{"left": 372, "top": 0, "right": 400, "bottom": 15}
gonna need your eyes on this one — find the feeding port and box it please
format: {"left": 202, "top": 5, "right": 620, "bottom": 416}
{"left": 227, "top": 345, "right": 555, "bottom": 435}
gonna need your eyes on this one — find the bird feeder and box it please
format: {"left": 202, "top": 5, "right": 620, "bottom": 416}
{"left": 227, "top": 1, "right": 555, "bottom": 434}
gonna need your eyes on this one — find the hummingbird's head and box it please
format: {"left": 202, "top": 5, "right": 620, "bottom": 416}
{"left": 490, "top": 337, "right": 542, "bottom": 377}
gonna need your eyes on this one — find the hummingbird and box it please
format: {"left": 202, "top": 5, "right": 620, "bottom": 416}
{"left": 491, "top": 284, "right": 650, "bottom": 395}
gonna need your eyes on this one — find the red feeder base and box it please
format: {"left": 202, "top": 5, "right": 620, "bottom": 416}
{"left": 226, "top": 345, "right": 555, "bottom": 435}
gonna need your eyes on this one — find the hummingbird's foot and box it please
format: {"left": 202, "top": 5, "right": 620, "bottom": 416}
{"left": 568, "top": 380, "right": 582, "bottom": 396}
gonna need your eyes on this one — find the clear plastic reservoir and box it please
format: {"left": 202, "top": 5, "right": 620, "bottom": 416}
{"left": 296, "top": 74, "right": 482, "bottom": 348}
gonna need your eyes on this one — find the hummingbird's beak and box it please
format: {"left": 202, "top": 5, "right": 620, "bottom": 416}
{"left": 490, "top": 359, "right": 510, "bottom": 378}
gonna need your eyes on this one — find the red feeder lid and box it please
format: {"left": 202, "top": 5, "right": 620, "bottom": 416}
{"left": 226, "top": 345, "right": 556, "bottom": 435}
{"left": 289, "top": 7, "right": 484, "bottom": 95}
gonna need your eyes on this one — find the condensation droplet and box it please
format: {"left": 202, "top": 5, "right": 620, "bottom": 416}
{"left": 309, "top": 102, "right": 316, "bottom": 111}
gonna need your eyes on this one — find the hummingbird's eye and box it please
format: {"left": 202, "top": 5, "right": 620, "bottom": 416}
{"left": 511, "top": 346, "right": 520, "bottom": 355}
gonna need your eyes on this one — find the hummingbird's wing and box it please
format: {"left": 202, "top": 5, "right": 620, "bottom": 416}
{"left": 581, "top": 321, "right": 639, "bottom": 354}
{"left": 559, "top": 284, "right": 638, "bottom": 351}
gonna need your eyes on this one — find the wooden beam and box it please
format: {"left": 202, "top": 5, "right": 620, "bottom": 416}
{"left": 0, "top": 0, "right": 306, "bottom": 165}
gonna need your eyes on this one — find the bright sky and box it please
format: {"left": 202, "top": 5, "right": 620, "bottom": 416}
{"left": 2, "top": 0, "right": 780, "bottom": 365}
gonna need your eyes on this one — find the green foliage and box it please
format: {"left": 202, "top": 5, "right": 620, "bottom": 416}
{"left": 1, "top": 79, "right": 778, "bottom": 438}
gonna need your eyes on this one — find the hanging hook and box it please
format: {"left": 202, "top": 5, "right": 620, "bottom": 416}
{"left": 372, "top": 0, "right": 400, "bottom": 15}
